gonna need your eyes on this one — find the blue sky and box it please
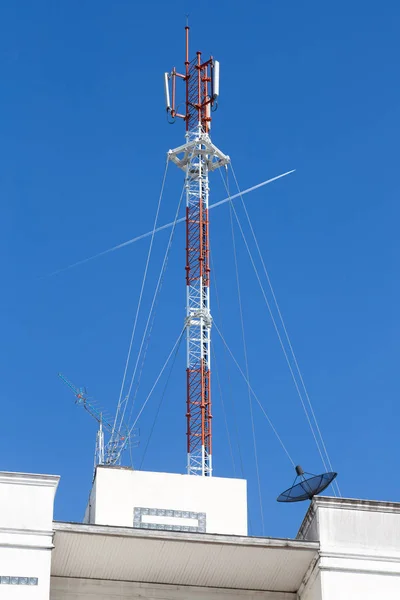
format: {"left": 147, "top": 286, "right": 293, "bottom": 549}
{"left": 1, "top": 0, "right": 400, "bottom": 538}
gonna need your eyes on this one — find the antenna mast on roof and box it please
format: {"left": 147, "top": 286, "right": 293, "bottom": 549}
{"left": 58, "top": 373, "right": 132, "bottom": 470}
{"left": 164, "top": 26, "right": 230, "bottom": 476}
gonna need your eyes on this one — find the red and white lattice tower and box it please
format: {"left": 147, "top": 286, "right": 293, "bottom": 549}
{"left": 164, "top": 27, "right": 230, "bottom": 476}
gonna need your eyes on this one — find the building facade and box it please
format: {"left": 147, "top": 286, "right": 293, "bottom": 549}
{"left": 1, "top": 467, "right": 400, "bottom": 599}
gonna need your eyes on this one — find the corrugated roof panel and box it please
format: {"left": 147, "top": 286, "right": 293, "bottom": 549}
{"left": 51, "top": 523, "right": 318, "bottom": 593}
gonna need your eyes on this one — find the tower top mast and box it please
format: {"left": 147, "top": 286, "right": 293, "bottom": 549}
{"left": 164, "top": 26, "right": 219, "bottom": 133}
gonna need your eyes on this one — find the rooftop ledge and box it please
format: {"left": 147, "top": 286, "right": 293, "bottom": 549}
{"left": 53, "top": 520, "right": 319, "bottom": 550}
{"left": 298, "top": 495, "right": 400, "bottom": 540}
{"left": 0, "top": 471, "right": 60, "bottom": 488}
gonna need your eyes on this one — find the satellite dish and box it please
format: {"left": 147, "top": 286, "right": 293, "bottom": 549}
{"left": 277, "top": 465, "right": 337, "bottom": 503}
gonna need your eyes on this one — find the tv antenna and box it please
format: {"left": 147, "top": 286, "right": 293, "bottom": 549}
{"left": 277, "top": 465, "right": 338, "bottom": 502}
{"left": 58, "top": 373, "right": 135, "bottom": 470}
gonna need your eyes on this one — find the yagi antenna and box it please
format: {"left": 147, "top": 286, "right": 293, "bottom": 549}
{"left": 58, "top": 373, "right": 138, "bottom": 473}
{"left": 277, "top": 465, "right": 338, "bottom": 503}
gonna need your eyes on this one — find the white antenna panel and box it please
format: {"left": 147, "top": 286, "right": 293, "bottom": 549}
{"left": 213, "top": 61, "right": 220, "bottom": 100}
{"left": 164, "top": 72, "right": 171, "bottom": 110}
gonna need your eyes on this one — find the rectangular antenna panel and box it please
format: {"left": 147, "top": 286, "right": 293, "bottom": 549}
{"left": 213, "top": 61, "right": 220, "bottom": 99}
{"left": 164, "top": 72, "right": 171, "bottom": 110}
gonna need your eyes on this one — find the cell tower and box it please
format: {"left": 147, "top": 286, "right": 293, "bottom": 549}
{"left": 165, "top": 26, "right": 230, "bottom": 476}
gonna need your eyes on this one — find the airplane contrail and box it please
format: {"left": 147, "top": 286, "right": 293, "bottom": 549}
{"left": 47, "top": 169, "right": 295, "bottom": 277}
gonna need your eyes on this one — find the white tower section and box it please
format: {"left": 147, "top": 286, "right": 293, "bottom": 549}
{"left": 169, "top": 131, "right": 229, "bottom": 476}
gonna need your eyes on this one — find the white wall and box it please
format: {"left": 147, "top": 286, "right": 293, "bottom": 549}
{"left": 82, "top": 480, "right": 95, "bottom": 524}
{"left": 85, "top": 466, "right": 247, "bottom": 535}
{"left": 51, "top": 577, "right": 295, "bottom": 600}
{"left": 298, "top": 497, "right": 400, "bottom": 600}
{"left": 321, "top": 570, "right": 400, "bottom": 600}
{"left": 0, "top": 471, "right": 59, "bottom": 599}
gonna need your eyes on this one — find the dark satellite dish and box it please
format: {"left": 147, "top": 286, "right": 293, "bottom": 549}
{"left": 277, "top": 465, "right": 337, "bottom": 503}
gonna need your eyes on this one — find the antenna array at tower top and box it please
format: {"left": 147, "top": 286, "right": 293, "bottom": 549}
{"left": 164, "top": 27, "right": 220, "bottom": 132}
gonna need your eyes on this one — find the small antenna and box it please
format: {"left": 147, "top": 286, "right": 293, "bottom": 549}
{"left": 212, "top": 60, "right": 220, "bottom": 101}
{"left": 164, "top": 72, "right": 171, "bottom": 111}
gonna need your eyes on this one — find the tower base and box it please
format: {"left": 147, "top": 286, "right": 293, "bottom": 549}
{"left": 84, "top": 466, "right": 247, "bottom": 536}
